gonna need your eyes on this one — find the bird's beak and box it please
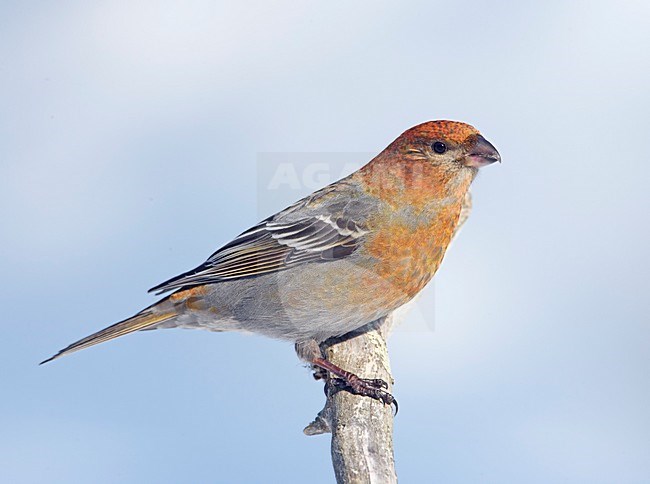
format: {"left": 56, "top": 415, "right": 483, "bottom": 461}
{"left": 464, "top": 135, "right": 501, "bottom": 168}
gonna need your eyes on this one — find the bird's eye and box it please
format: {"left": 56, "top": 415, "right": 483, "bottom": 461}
{"left": 432, "top": 141, "right": 447, "bottom": 154}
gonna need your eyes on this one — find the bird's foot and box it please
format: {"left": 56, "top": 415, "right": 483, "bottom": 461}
{"left": 312, "top": 357, "right": 398, "bottom": 414}
{"left": 329, "top": 376, "right": 398, "bottom": 413}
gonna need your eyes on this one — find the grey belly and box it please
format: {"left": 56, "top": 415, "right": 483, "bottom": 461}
{"left": 165, "top": 258, "right": 398, "bottom": 343}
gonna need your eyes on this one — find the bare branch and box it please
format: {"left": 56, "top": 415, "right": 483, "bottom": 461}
{"left": 305, "top": 317, "right": 397, "bottom": 484}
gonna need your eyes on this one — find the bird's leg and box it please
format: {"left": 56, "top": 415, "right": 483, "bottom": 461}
{"left": 295, "top": 339, "right": 397, "bottom": 412}
{"left": 311, "top": 357, "right": 397, "bottom": 412}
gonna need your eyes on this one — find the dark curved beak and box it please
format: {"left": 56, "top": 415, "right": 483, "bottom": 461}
{"left": 464, "top": 135, "right": 501, "bottom": 168}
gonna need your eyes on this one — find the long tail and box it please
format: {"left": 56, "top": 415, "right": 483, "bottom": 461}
{"left": 40, "top": 310, "right": 177, "bottom": 365}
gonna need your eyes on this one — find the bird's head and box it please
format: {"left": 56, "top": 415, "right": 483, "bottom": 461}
{"left": 393, "top": 120, "right": 500, "bottom": 171}
{"left": 357, "top": 120, "right": 500, "bottom": 205}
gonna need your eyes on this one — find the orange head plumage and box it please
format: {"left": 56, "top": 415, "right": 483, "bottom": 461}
{"left": 399, "top": 120, "right": 481, "bottom": 145}
{"left": 385, "top": 120, "right": 499, "bottom": 168}
{"left": 357, "top": 120, "right": 500, "bottom": 206}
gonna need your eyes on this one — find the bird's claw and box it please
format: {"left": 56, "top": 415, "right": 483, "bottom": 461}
{"left": 365, "top": 378, "right": 389, "bottom": 389}
{"left": 329, "top": 377, "right": 398, "bottom": 415}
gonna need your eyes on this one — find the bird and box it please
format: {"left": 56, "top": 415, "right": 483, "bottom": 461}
{"left": 41, "top": 120, "right": 500, "bottom": 406}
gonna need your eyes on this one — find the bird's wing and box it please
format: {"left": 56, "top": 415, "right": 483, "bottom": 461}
{"left": 149, "top": 178, "right": 377, "bottom": 294}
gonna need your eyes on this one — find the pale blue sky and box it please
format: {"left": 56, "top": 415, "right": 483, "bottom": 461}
{"left": 1, "top": 1, "right": 649, "bottom": 482}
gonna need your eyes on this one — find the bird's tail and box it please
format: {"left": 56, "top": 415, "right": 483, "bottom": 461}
{"left": 40, "top": 309, "right": 177, "bottom": 365}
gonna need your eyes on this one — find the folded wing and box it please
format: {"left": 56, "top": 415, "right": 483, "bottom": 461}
{"left": 149, "top": 178, "right": 376, "bottom": 294}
